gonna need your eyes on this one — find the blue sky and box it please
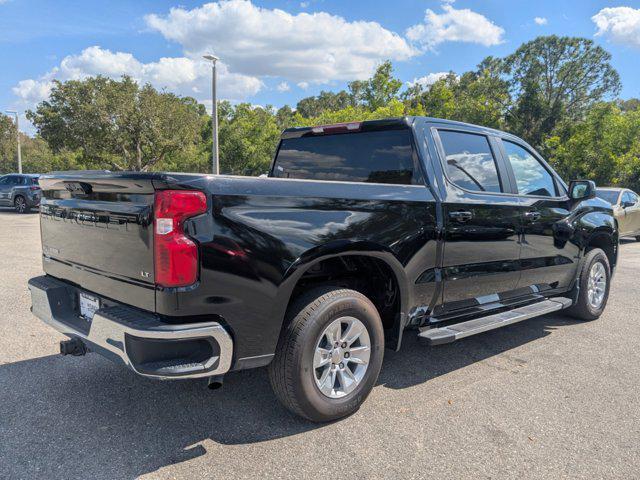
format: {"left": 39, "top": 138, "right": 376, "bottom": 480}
{"left": 1, "top": 0, "right": 640, "bottom": 133}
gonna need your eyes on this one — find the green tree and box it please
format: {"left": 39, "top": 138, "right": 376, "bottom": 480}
{"left": 348, "top": 61, "right": 403, "bottom": 110}
{"left": 275, "top": 105, "right": 296, "bottom": 130}
{"left": 0, "top": 114, "right": 17, "bottom": 173}
{"left": 619, "top": 98, "right": 640, "bottom": 112}
{"left": 501, "top": 36, "right": 621, "bottom": 147}
{"left": 546, "top": 102, "right": 640, "bottom": 190}
{"left": 296, "top": 90, "right": 353, "bottom": 118}
{"left": 292, "top": 98, "right": 408, "bottom": 126}
{"left": 218, "top": 102, "right": 281, "bottom": 175}
{"left": 27, "top": 76, "right": 204, "bottom": 171}
{"left": 402, "top": 68, "right": 509, "bottom": 129}
{"left": 20, "top": 136, "right": 81, "bottom": 173}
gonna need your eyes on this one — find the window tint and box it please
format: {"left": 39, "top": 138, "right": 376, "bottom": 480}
{"left": 596, "top": 190, "right": 620, "bottom": 205}
{"left": 503, "top": 141, "right": 557, "bottom": 197}
{"left": 273, "top": 129, "right": 416, "bottom": 184}
{"left": 439, "top": 130, "right": 502, "bottom": 193}
{"left": 6, "top": 176, "right": 19, "bottom": 185}
{"left": 630, "top": 192, "right": 639, "bottom": 203}
{"left": 0, "top": 176, "right": 8, "bottom": 185}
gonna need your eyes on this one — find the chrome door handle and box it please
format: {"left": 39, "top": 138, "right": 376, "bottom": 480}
{"left": 524, "top": 211, "right": 541, "bottom": 221}
{"left": 449, "top": 211, "right": 473, "bottom": 222}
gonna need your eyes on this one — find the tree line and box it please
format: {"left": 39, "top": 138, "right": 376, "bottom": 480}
{"left": 1, "top": 35, "right": 639, "bottom": 191}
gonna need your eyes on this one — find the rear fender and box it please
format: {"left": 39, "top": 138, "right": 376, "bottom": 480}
{"left": 270, "top": 240, "right": 411, "bottom": 351}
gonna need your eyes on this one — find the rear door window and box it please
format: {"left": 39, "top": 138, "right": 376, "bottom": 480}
{"left": 438, "top": 130, "right": 502, "bottom": 193}
{"left": 273, "top": 129, "right": 417, "bottom": 185}
{"left": 596, "top": 190, "right": 621, "bottom": 205}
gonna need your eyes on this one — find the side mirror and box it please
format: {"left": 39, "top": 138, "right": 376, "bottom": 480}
{"left": 622, "top": 200, "right": 635, "bottom": 209}
{"left": 569, "top": 180, "right": 596, "bottom": 201}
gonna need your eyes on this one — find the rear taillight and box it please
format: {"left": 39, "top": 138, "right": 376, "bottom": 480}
{"left": 29, "top": 186, "right": 40, "bottom": 191}
{"left": 154, "top": 190, "right": 207, "bottom": 288}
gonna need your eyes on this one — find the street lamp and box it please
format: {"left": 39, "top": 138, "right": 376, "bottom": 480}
{"left": 203, "top": 54, "right": 220, "bottom": 175}
{"left": 5, "top": 110, "right": 22, "bottom": 174}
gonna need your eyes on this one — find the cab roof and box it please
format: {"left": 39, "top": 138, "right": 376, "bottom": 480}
{"left": 281, "top": 116, "right": 516, "bottom": 140}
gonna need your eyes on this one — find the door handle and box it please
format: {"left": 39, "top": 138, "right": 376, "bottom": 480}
{"left": 524, "top": 211, "right": 541, "bottom": 221}
{"left": 449, "top": 210, "right": 473, "bottom": 222}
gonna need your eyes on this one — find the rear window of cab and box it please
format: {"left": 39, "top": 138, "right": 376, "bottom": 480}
{"left": 272, "top": 129, "right": 418, "bottom": 185}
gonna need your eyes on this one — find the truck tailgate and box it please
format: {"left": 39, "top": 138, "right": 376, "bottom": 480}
{"left": 39, "top": 173, "right": 157, "bottom": 311}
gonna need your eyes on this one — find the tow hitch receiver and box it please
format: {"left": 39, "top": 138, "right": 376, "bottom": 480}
{"left": 60, "top": 338, "right": 87, "bottom": 356}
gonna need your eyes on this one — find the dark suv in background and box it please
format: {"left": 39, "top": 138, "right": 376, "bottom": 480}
{"left": 0, "top": 174, "right": 41, "bottom": 213}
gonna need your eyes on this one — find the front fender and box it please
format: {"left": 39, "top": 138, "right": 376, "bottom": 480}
{"left": 569, "top": 203, "right": 618, "bottom": 273}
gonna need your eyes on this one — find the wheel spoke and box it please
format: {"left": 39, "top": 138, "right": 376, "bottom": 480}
{"left": 337, "top": 367, "right": 357, "bottom": 394}
{"left": 325, "top": 321, "right": 341, "bottom": 345}
{"left": 322, "top": 368, "right": 337, "bottom": 396}
{"left": 348, "top": 345, "right": 370, "bottom": 365}
{"left": 341, "top": 319, "right": 365, "bottom": 346}
{"left": 317, "top": 366, "right": 333, "bottom": 396}
{"left": 314, "top": 347, "right": 332, "bottom": 369}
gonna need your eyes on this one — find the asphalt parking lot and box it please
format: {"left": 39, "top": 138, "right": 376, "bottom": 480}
{"left": 1, "top": 209, "right": 639, "bottom": 480}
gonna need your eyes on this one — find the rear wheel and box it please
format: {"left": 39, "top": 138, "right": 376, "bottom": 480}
{"left": 636, "top": 236, "right": 640, "bottom": 242}
{"left": 268, "top": 287, "right": 384, "bottom": 422}
{"left": 567, "top": 248, "right": 611, "bottom": 321}
{"left": 14, "top": 195, "right": 29, "bottom": 214}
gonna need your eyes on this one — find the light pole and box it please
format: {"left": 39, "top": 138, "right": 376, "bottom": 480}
{"left": 203, "top": 54, "right": 219, "bottom": 175}
{"left": 5, "top": 110, "right": 22, "bottom": 174}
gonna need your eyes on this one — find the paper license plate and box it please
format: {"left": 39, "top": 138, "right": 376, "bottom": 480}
{"left": 79, "top": 292, "right": 100, "bottom": 320}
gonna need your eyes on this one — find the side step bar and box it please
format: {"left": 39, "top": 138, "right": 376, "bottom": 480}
{"left": 418, "top": 297, "right": 573, "bottom": 346}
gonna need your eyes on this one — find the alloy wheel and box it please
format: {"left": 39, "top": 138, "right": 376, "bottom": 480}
{"left": 313, "top": 316, "right": 371, "bottom": 398}
{"left": 587, "top": 261, "right": 607, "bottom": 309}
{"left": 14, "top": 197, "right": 26, "bottom": 214}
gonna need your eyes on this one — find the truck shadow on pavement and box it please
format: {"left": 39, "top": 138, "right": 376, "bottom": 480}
{"left": 0, "top": 312, "right": 581, "bottom": 479}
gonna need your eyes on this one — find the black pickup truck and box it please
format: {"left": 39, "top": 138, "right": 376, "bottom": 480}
{"left": 28, "top": 117, "right": 617, "bottom": 422}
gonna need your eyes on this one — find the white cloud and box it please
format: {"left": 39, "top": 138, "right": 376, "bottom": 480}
{"left": 145, "top": 0, "right": 418, "bottom": 83}
{"left": 407, "top": 72, "right": 451, "bottom": 88}
{"left": 300, "top": 2, "right": 309, "bottom": 8}
{"left": 534, "top": 17, "right": 548, "bottom": 26}
{"left": 12, "top": 79, "right": 55, "bottom": 105}
{"left": 276, "top": 81, "right": 290, "bottom": 92}
{"left": 297, "top": 82, "right": 309, "bottom": 90}
{"left": 406, "top": 4, "right": 505, "bottom": 50}
{"left": 592, "top": 7, "right": 640, "bottom": 48}
{"left": 12, "top": 46, "right": 263, "bottom": 108}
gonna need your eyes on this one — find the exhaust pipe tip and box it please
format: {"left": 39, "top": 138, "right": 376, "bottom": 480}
{"left": 207, "top": 375, "right": 224, "bottom": 390}
{"left": 60, "top": 338, "right": 87, "bottom": 356}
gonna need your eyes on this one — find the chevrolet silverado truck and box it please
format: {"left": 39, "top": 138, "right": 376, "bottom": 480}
{"left": 28, "top": 117, "right": 617, "bottom": 422}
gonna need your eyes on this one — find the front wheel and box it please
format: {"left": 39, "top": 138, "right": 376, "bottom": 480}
{"left": 567, "top": 248, "right": 611, "bottom": 321}
{"left": 268, "top": 287, "right": 384, "bottom": 422}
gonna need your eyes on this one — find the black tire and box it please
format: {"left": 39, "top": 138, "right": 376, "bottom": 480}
{"left": 567, "top": 248, "right": 611, "bottom": 321}
{"left": 268, "top": 287, "right": 384, "bottom": 422}
{"left": 636, "top": 236, "right": 640, "bottom": 242}
{"left": 14, "top": 195, "right": 29, "bottom": 214}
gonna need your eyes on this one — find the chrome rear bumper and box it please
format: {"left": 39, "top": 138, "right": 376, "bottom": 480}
{"left": 28, "top": 275, "right": 233, "bottom": 380}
